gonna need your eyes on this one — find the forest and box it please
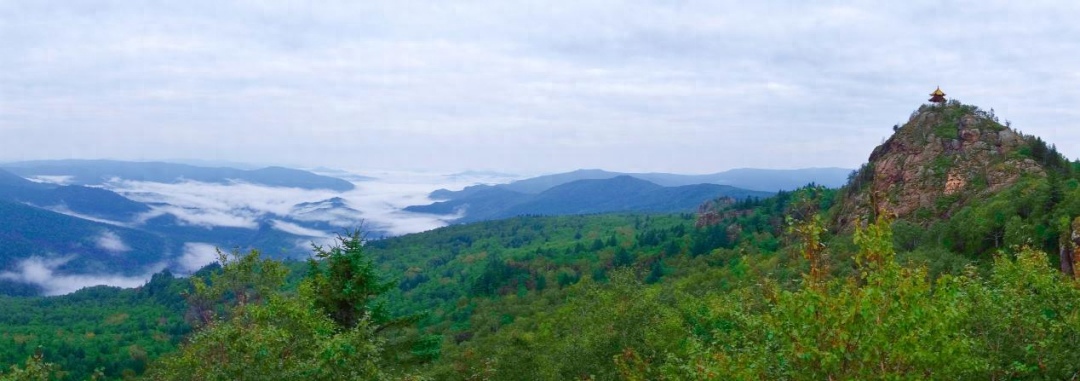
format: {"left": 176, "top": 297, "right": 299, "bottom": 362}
{"left": 2, "top": 183, "right": 1080, "bottom": 379}
{"left": 4, "top": 103, "right": 1080, "bottom": 380}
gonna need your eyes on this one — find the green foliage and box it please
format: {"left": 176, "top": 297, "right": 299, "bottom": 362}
{"left": 853, "top": 215, "right": 896, "bottom": 271}
{"left": 144, "top": 237, "right": 433, "bottom": 380}
{"left": 144, "top": 292, "right": 384, "bottom": 381}
{"left": 934, "top": 120, "right": 960, "bottom": 139}
{"left": 935, "top": 176, "right": 1080, "bottom": 257}
{"left": 307, "top": 230, "right": 396, "bottom": 329}
{"left": 620, "top": 220, "right": 1080, "bottom": 380}
{"left": 452, "top": 271, "right": 683, "bottom": 380}
{"left": 931, "top": 155, "right": 953, "bottom": 178}
{"left": 1, "top": 349, "right": 64, "bottom": 381}
{"left": 6, "top": 169, "right": 1080, "bottom": 380}
{"left": 0, "top": 273, "right": 190, "bottom": 380}
{"left": 184, "top": 248, "right": 288, "bottom": 327}
{"left": 470, "top": 258, "right": 528, "bottom": 297}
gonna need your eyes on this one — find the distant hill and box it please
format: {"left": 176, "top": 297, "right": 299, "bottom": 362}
{"left": 450, "top": 170, "right": 518, "bottom": 178}
{"left": 499, "top": 169, "right": 619, "bottom": 194}
{"left": 412, "top": 187, "right": 535, "bottom": 221}
{"left": 0, "top": 168, "right": 49, "bottom": 193}
{"left": 2, "top": 160, "right": 355, "bottom": 191}
{"left": 309, "top": 167, "right": 378, "bottom": 182}
{"left": 0, "top": 199, "right": 167, "bottom": 276}
{"left": 407, "top": 176, "right": 772, "bottom": 223}
{"left": 0, "top": 169, "right": 348, "bottom": 296}
{"left": 632, "top": 168, "right": 853, "bottom": 191}
{"left": 0, "top": 169, "right": 150, "bottom": 222}
{"left": 463, "top": 167, "right": 850, "bottom": 195}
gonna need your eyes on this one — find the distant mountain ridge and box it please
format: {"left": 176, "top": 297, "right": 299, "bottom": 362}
{"left": 0, "top": 168, "right": 367, "bottom": 296}
{"left": 407, "top": 175, "right": 773, "bottom": 223}
{"left": 433, "top": 167, "right": 850, "bottom": 199}
{"left": 2, "top": 160, "right": 355, "bottom": 191}
{"left": 0, "top": 198, "right": 166, "bottom": 276}
{"left": 0, "top": 168, "right": 150, "bottom": 222}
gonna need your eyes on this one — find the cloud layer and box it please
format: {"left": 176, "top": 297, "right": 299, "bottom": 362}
{"left": 3, "top": 2, "right": 1079, "bottom": 173}
{"left": 0, "top": 169, "right": 513, "bottom": 295}
{"left": 95, "top": 231, "right": 131, "bottom": 253}
{"left": 0, "top": 256, "right": 165, "bottom": 296}
{"left": 104, "top": 170, "right": 511, "bottom": 236}
{"left": 178, "top": 242, "right": 220, "bottom": 273}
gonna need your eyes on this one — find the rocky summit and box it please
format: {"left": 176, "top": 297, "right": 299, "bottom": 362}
{"left": 835, "top": 100, "right": 1049, "bottom": 227}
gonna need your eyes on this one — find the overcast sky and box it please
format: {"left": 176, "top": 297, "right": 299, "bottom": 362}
{"left": 2, "top": 1, "right": 1079, "bottom": 174}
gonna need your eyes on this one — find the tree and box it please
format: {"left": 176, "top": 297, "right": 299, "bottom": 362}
{"left": 306, "top": 230, "right": 398, "bottom": 330}
{"left": 145, "top": 289, "right": 384, "bottom": 380}
{"left": 145, "top": 248, "right": 389, "bottom": 380}
{"left": 1, "top": 348, "right": 64, "bottom": 381}
{"left": 183, "top": 248, "right": 287, "bottom": 328}
{"left": 622, "top": 215, "right": 1080, "bottom": 380}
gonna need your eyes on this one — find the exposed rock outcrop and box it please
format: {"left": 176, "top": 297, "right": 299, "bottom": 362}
{"left": 835, "top": 102, "right": 1045, "bottom": 227}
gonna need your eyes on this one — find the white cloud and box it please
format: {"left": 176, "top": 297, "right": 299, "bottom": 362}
{"left": 0, "top": 170, "right": 516, "bottom": 295}
{"left": 101, "top": 171, "right": 516, "bottom": 236}
{"left": 0, "top": 256, "right": 164, "bottom": 296}
{"left": 136, "top": 205, "right": 260, "bottom": 229}
{"left": 110, "top": 179, "right": 329, "bottom": 217}
{"left": 330, "top": 170, "right": 504, "bottom": 235}
{"left": 111, "top": 179, "right": 337, "bottom": 229}
{"left": 41, "top": 205, "right": 131, "bottom": 227}
{"left": 95, "top": 231, "right": 130, "bottom": 253}
{"left": 178, "top": 242, "right": 220, "bottom": 273}
{"left": 3, "top": 2, "right": 1079, "bottom": 173}
{"left": 26, "top": 175, "right": 74, "bottom": 185}
{"left": 271, "top": 220, "right": 328, "bottom": 237}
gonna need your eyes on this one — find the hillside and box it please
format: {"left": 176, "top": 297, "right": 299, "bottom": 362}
{"left": 0, "top": 169, "right": 346, "bottom": 297}
{"left": 0, "top": 273, "right": 192, "bottom": 376}
{"left": 0, "top": 200, "right": 167, "bottom": 287}
{"left": 833, "top": 101, "right": 1062, "bottom": 229}
{"left": 407, "top": 176, "right": 773, "bottom": 223}
{"left": 0, "top": 169, "right": 151, "bottom": 222}
{"left": 4, "top": 103, "right": 1080, "bottom": 380}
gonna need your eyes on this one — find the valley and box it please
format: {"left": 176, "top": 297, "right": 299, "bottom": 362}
{"left": 2, "top": 101, "right": 1079, "bottom": 380}
{"left": 4, "top": 3, "right": 1079, "bottom": 378}
{"left": 0, "top": 160, "right": 836, "bottom": 296}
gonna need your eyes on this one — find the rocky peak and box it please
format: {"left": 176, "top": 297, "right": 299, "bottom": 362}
{"left": 835, "top": 101, "right": 1045, "bottom": 227}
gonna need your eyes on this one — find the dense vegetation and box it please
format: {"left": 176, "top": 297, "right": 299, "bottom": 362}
{"left": 5, "top": 179, "right": 1080, "bottom": 379}
{"left": 0, "top": 272, "right": 189, "bottom": 379}
{"left": 5, "top": 102, "right": 1080, "bottom": 379}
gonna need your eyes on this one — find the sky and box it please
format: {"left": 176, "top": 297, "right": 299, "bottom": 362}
{"left": 2, "top": 1, "right": 1080, "bottom": 174}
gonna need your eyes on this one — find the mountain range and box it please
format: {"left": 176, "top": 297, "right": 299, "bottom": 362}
{"left": 0, "top": 160, "right": 852, "bottom": 296}
{"left": 409, "top": 167, "right": 850, "bottom": 223}
{"left": 0, "top": 164, "right": 365, "bottom": 295}
{"left": 494, "top": 167, "right": 851, "bottom": 194}
{"left": 2, "top": 160, "right": 355, "bottom": 191}
{"left": 407, "top": 175, "right": 774, "bottom": 223}
{"left": 0, "top": 167, "right": 154, "bottom": 221}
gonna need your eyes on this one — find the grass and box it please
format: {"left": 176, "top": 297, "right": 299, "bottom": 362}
{"left": 934, "top": 121, "right": 960, "bottom": 139}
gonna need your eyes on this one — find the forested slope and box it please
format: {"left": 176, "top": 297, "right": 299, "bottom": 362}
{"left": 3, "top": 101, "right": 1080, "bottom": 380}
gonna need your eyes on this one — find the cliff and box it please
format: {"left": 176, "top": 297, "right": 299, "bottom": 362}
{"left": 835, "top": 101, "right": 1047, "bottom": 227}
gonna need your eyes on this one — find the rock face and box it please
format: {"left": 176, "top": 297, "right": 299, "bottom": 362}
{"left": 835, "top": 102, "right": 1044, "bottom": 227}
{"left": 1064, "top": 217, "right": 1080, "bottom": 278}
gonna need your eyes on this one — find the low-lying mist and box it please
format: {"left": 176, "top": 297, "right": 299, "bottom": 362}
{"left": 4, "top": 169, "right": 518, "bottom": 296}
